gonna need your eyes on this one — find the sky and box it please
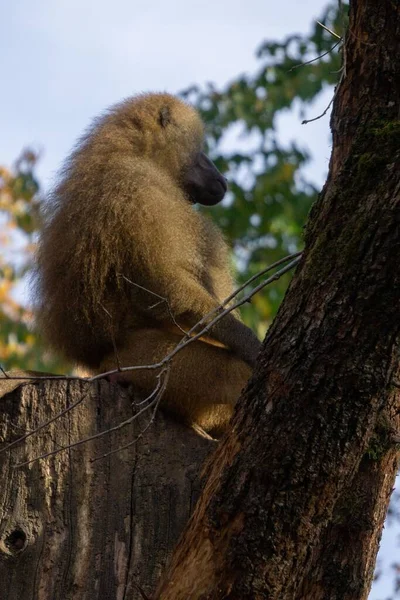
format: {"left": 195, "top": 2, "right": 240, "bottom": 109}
{"left": 1, "top": 0, "right": 333, "bottom": 189}
{"left": 0, "top": 1, "right": 398, "bottom": 597}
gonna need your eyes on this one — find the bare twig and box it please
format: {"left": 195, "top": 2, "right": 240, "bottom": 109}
{"left": 120, "top": 275, "right": 187, "bottom": 335}
{"left": 91, "top": 366, "right": 170, "bottom": 463}
{"left": 0, "top": 390, "right": 90, "bottom": 456}
{"left": 302, "top": 67, "right": 345, "bottom": 125}
{"left": 182, "top": 256, "right": 302, "bottom": 345}
{"left": 300, "top": 11, "right": 349, "bottom": 126}
{"left": 133, "top": 584, "right": 151, "bottom": 600}
{"left": 106, "top": 255, "right": 302, "bottom": 376}
{"left": 100, "top": 303, "right": 121, "bottom": 371}
{"left": 133, "top": 377, "right": 165, "bottom": 407}
{"left": 217, "top": 251, "right": 302, "bottom": 311}
{"left": 0, "top": 366, "right": 9, "bottom": 377}
{"left": 178, "top": 251, "right": 302, "bottom": 342}
{"left": 0, "top": 373, "right": 85, "bottom": 382}
{"left": 86, "top": 256, "right": 302, "bottom": 381}
{"left": 1, "top": 252, "right": 303, "bottom": 385}
{"left": 302, "top": 97, "right": 335, "bottom": 125}
{"left": 288, "top": 41, "right": 341, "bottom": 72}
{"left": 316, "top": 20, "right": 341, "bottom": 40}
{"left": 14, "top": 369, "right": 169, "bottom": 468}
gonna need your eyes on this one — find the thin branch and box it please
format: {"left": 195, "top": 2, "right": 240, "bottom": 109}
{"left": 120, "top": 275, "right": 187, "bottom": 335}
{"left": 302, "top": 97, "right": 334, "bottom": 125}
{"left": 180, "top": 252, "right": 302, "bottom": 341}
{"left": 100, "top": 303, "right": 121, "bottom": 371}
{"left": 91, "top": 366, "right": 170, "bottom": 463}
{"left": 0, "top": 390, "right": 90, "bottom": 456}
{"left": 182, "top": 256, "right": 302, "bottom": 346}
{"left": 1, "top": 251, "right": 303, "bottom": 384}
{"left": 133, "top": 584, "right": 151, "bottom": 600}
{"left": 220, "top": 251, "right": 302, "bottom": 310}
{"left": 301, "top": 12, "right": 349, "bottom": 126}
{"left": 288, "top": 41, "right": 341, "bottom": 72}
{"left": 302, "top": 66, "right": 345, "bottom": 125}
{"left": 79, "top": 254, "right": 303, "bottom": 380}
{"left": 0, "top": 373, "right": 85, "bottom": 382}
{"left": 13, "top": 369, "right": 169, "bottom": 468}
{"left": 133, "top": 379, "right": 164, "bottom": 407}
{"left": 316, "top": 20, "right": 341, "bottom": 40}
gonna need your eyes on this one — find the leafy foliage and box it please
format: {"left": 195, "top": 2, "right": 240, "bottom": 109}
{"left": 0, "top": 150, "right": 65, "bottom": 372}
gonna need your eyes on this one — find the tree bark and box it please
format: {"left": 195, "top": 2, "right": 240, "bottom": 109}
{"left": 155, "top": 1, "right": 400, "bottom": 598}
{"left": 298, "top": 410, "right": 400, "bottom": 600}
{"left": 0, "top": 380, "right": 212, "bottom": 600}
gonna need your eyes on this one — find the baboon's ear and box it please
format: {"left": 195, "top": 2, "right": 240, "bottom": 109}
{"left": 159, "top": 106, "right": 171, "bottom": 128}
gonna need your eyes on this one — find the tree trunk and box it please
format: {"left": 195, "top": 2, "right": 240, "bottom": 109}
{"left": 298, "top": 416, "right": 400, "bottom": 600}
{"left": 155, "top": 1, "right": 400, "bottom": 598}
{"left": 0, "top": 380, "right": 212, "bottom": 600}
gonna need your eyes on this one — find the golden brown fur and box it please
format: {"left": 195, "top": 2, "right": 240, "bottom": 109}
{"left": 34, "top": 93, "right": 260, "bottom": 435}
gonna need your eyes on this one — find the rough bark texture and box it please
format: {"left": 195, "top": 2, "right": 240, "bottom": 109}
{"left": 155, "top": 1, "right": 400, "bottom": 598}
{"left": 298, "top": 410, "right": 400, "bottom": 600}
{"left": 0, "top": 380, "right": 212, "bottom": 600}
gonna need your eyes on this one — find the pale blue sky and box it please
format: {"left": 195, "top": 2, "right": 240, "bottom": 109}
{"left": 0, "top": 1, "right": 397, "bottom": 596}
{"left": 1, "top": 0, "right": 332, "bottom": 188}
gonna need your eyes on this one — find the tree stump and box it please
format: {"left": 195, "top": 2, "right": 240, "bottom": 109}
{"left": 0, "top": 379, "right": 213, "bottom": 599}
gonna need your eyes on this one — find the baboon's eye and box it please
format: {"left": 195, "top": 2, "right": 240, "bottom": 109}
{"left": 159, "top": 107, "right": 171, "bottom": 128}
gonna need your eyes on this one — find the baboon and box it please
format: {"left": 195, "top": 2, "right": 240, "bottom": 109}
{"left": 35, "top": 93, "right": 261, "bottom": 435}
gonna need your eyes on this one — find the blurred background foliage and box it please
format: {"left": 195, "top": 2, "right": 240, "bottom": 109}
{"left": 0, "top": 150, "right": 64, "bottom": 371}
{"left": 0, "top": 2, "right": 343, "bottom": 371}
